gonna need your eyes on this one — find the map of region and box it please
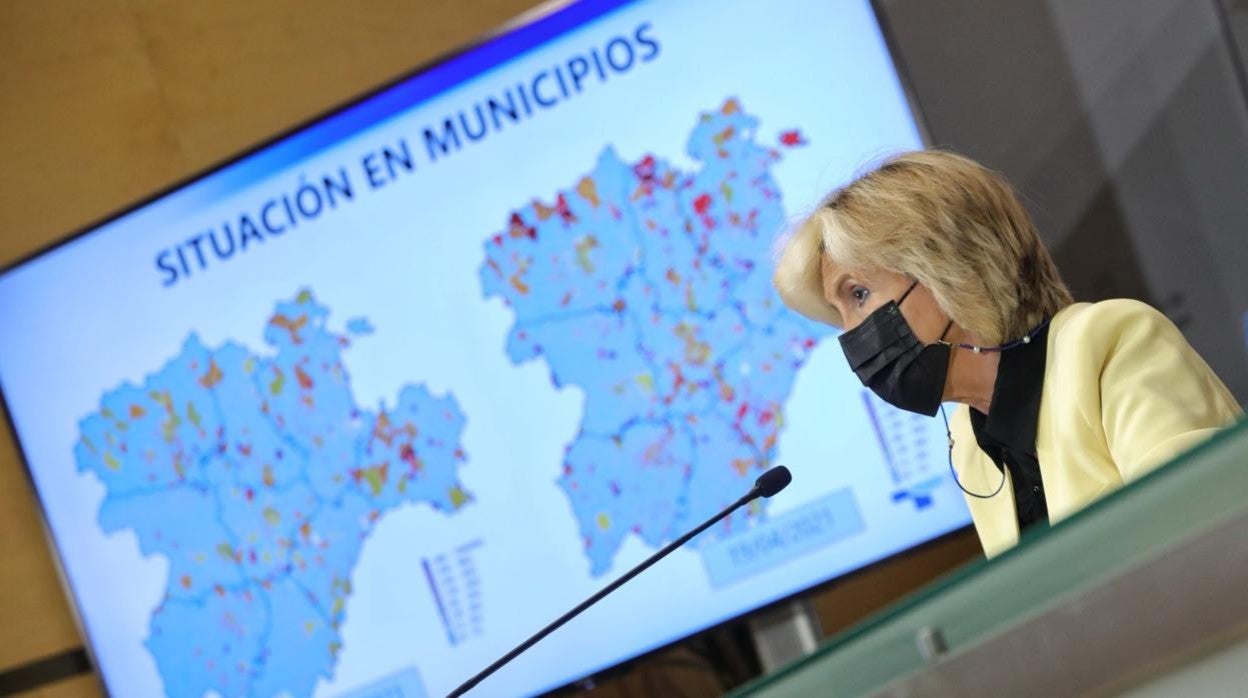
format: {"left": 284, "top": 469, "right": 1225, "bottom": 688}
{"left": 75, "top": 291, "right": 470, "bottom": 697}
{"left": 481, "top": 99, "right": 827, "bottom": 575}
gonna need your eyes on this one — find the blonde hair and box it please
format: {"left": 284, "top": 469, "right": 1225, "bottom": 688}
{"left": 774, "top": 150, "right": 1072, "bottom": 344}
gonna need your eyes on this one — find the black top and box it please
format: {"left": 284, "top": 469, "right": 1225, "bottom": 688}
{"left": 968, "top": 324, "right": 1050, "bottom": 532}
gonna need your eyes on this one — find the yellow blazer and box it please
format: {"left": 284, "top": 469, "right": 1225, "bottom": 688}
{"left": 950, "top": 299, "right": 1242, "bottom": 557}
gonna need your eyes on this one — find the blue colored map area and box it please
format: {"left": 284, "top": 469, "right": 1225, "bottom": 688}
{"left": 480, "top": 100, "right": 828, "bottom": 575}
{"left": 75, "top": 290, "right": 470, "bottom": 697}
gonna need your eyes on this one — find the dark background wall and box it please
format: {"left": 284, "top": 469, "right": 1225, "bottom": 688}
{"left": 878, "top": 0, "right": 1248, "bottom": 402}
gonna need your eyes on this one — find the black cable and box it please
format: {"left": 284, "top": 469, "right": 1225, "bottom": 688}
{"left": 940, "top": 403, "right": 1006, "bottom": 499}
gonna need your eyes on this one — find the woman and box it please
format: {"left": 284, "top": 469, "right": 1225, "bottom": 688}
{"left": 773, "top": 150, "right": 1241, "bottom": 557}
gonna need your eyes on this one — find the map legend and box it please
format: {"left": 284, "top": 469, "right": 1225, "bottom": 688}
{"left": 422, "top": 539, "right": 484, "bottom": 646}
{"left": 861, "top": 390, "right": 945, "bottom": 509}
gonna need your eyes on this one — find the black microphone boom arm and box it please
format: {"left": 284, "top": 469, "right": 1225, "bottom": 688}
{"left": 446, "top": 465, "right": 792, "bottom": 697}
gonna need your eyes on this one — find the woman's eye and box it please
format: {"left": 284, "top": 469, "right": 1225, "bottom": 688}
{"left": 851, "top": 287, "right": 870, "bottom": 306}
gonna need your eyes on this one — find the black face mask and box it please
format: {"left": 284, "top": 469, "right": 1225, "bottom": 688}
{"left": 838, "top": 281, "right": 952, "bottom": 417}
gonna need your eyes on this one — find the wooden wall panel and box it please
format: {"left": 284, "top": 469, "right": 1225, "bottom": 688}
{"left": 0, "top": 1, "right": 183, "bottom": 265}
{"left": 13, "top": 674, "right": 104, "bottom": 698}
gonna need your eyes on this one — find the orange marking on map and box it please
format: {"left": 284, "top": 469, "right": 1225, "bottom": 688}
{"left": 199, "top": 359, "right": 223, "bottom": 389}
{"left": 294, "top": 364, "right": 314, "bottom": 390}
{"left": 373, "top": 412, "right": 393, "bottom": 446}
{"left": 577, "top": 177, "right": 601, "bottom": 207}
{"left": 270, "top": 313, "right": 308, "bottom": 344}
{"left": 534, "top": 200, "right": 556, "bottom": 221}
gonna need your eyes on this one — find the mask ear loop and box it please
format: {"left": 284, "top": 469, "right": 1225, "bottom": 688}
{"left": 936, "top": 318, "right": 1006, "bottom": 499}
{"left": 897, "top": 280, "right": 920, "bottom": 305}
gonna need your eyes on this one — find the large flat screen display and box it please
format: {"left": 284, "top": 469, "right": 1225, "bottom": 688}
{"left": 0, "top": 1, "right": 970, "bottom": 695}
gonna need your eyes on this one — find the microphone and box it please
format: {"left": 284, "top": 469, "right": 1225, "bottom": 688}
{"left": 753, "top": 463, "right": 792, "bottom": 498}
{"left": 447, "top": 465, "right": 793, "bottom": 697}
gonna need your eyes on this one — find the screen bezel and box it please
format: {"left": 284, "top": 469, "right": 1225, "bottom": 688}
{"left": 0, "top": 0, "right": 969, "bottom": 693}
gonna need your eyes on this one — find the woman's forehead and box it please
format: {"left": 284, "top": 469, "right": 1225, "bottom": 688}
{"left": 820, "top": 256, "right": 868, "bottom": 285}
{"left": 820, "top": 258, "right": 906, "bottom": 291}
